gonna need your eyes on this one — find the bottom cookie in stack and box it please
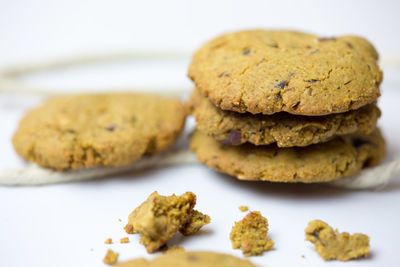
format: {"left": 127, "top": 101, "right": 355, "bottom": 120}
{"left": 190, "top": 129, "right": 385, "bottom": 183}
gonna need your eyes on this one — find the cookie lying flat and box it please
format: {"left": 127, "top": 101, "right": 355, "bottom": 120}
{"left": 189, "top": 89, "right": 380, "bottom": 147}
{"left": 190, "top": 129, "right": 385, "bottom": 183}
{"left": 115, "top": 251, "right": 257, "bottom": 267}
{"left": 189, "top": 30, "right": 382, "bottom": 116}
{"left": 12, "top": 93, "right": 186, "bottom": 171}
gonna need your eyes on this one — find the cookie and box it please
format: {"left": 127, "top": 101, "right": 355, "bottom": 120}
{"left": 190, "top": 129, "right": 385, "bottom": 183}
{"left": 189, "top": 89, "right": 380, "bottom": 147}
{"left": 12, "top": 93, "right": 186, "bottom": 171}
{"left": 230, "top": 211, "right": 274, "bottom": 256}
{"left": 305, "top": 220, "right": 370, "bottom": 261}
{"left": 189, "top": 30, "right": 382, "bottom": 116}
{"left": 125, "top": 191, "right": 210, "bottom": 253}
{"left": 115, "top": 251, "right": 257, "bottom": 267}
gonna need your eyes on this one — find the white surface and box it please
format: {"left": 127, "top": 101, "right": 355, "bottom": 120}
{"left": 1, "top": 1, "right": 400, "bottom": 266}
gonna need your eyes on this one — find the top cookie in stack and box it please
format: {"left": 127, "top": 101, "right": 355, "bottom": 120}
{"left": 188, "top": 30, "right": 385, "bottom": 183}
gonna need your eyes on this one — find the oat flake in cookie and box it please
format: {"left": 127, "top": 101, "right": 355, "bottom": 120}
{"left": 190, "top": 129, "right": 385, "bottom": 183}
{"left": 12, "top": 93, "right": 186, "bottom": 171}
{"left": 189, "top": 30, "right": 382, "bottom": 115}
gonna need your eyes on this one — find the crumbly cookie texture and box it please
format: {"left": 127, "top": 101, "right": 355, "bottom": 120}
{"left": 115, "top": 251, "right": 258, "bottom": 267}
{"left": 305, "top": 220, "right": 370, "bottom": 261}
{"left": 190, "top": 129, "right": 385, "bottom": 183}
{"left": 189, "top": 30, "right": 382, "bottom": 116}
{"left": 230, "top": 211, "right": 274, "bottom": 256}
{"left": 12, "top": 93, "right": 186, "bottom": 171}
{"left": 188, "top": 89, "right": 380, "bottom": 147}
{"left": 125, "top": 191, "right": 210, "bottom": 253}
{"left": 103, "top": 249, "right": 119, "bottom": 265}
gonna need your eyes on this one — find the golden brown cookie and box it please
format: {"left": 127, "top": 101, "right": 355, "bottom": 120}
{"left": 190, "top": 129, "right": 385, "bottom": 183}
{"left": 125, "top": 191, "right": 210, "bottom": 253}
{"left": 189, "top": 30, "right": 382, "bottom": 116}
{"left": 305, "top": 220, "right": 370, "bottom": 261}
{"left": 12, "top": 93, "right": 186, "bottom": 171}
{"left": 189, "top": 89, "right": 380, "bottom": 147}
{"left": 115, "top": 251, "right": 258, "bottom": 267}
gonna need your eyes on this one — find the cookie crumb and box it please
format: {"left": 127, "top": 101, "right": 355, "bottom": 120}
{"left": 118, "top": 218, "right": 122, "bottom": 222}
{"left": 239, "top": 206, "right": 249, "bottom": 212}
{"left": 124, "top": 224, "right": 135, "bottom": 234}
{"left": 230, "top": 211, "right": 274, "bottom": 256}
{"left": 301, "top": 254, "right": 305, "bottom": 258}
{"left": 120, "top": 237, "right": 129, "bottom": 243}
{"left": 104, "top": 238, "right": 112, "bottom": 244}
{"left": 90, "top": 248, "right": 94, "bottom": 252}
{"left": 305, "top": 219, "right": 370, "bottom": 261}
{"left": 126, "top": 191, "right": 210, "bottom": 253}
{"left": 103, "top": 249, "right": 119, "bottom": 265}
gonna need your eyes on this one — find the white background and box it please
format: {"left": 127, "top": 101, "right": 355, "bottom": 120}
{"left": 0, "top": 1, "right": 400, "bottom": 266}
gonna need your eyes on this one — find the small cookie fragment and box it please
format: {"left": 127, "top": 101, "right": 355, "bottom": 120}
{"left": 305, "top": 219, "right": 370, "bottom": 261}
{"left": 230, "top": 211, "right": 274, "bottom": 256}
{"left": 103, "top": 249, "right": 119, "bottom": 265}
{"left": 104, "top": 238, "right": 112, "bottom": 244}
{"left": 239, "top": 206, "right": 249, "bottom": 212}
{"left": 120, "top": 237, "right": 129, "bottom": 243}
{"left": 114, "top": 251, "right": 257, "bottom": 267}
{"left": 125, "top": 191, "right": 210, "bottom": 253}
{"left": 180, "top": 210, "right": 211, "bottom": 236}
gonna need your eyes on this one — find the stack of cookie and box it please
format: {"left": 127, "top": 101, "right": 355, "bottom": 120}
{"left": 188, "top": 30, "right": 386, "bottom": 183}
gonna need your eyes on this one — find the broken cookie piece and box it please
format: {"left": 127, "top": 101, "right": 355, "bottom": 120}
{"left": 125, "top": 191, "right": 210, "bottom": 253}
{"left": 305, "top": 219, "right": 370, "bottom": 261}
{"left": 230, "top": 211, "right": 274, "bottom": 256}
{"left": 180, "top": 209, "right": 211, "bottom": 236}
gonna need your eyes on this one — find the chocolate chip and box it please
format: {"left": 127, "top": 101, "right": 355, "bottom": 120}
{"left": 305, "top": 79, "right": 319, "bottom": 83}
{"left": 310, "top": 49, "right": 320, "bottom": 55}
{"left": 318, "top": 37, "right": 337, "bottom": 42}
{"left": 105, "top": 124, "right": 116, "bottom": 131}
{"left": 274, "top": 80, "right": 288, "bottom": 89}
{"left": 222, "top": 130, "right": 242, "bottom": 146}
{"left": 352, "top": 138, "right": 370, "bottom": 148}
{"left": 344, "top": 80, "right": 352, "bottom": 85}
{"left": 346, "top": 42, "right": 353, "bottom": 49}
{"left": 242, "top": 48, "right": 251, "bottom": 55}
{"left": 218, "top": 72, "right": 231, "bottom": 78}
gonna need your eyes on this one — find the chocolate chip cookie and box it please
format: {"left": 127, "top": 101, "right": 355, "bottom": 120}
{"left": 12, "top": 93, "right": 186, "bottom": 171}
{"left": 189, "top": 89, "right": 380, "bottom": 147}
{"left": 190, "top": 129, "right": 385, "bottom": 183}
{"left": 189, "top": 30, "right": 382, "bottom": 116}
